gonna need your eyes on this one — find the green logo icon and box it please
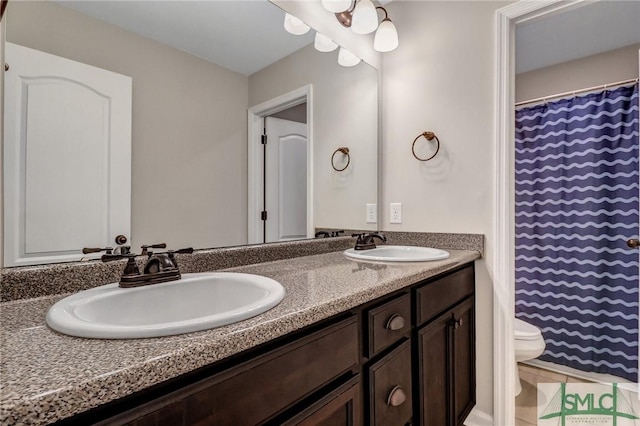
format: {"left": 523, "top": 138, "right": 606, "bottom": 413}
{"left": 539, "top": 383, "right": 639, "bottom": 426}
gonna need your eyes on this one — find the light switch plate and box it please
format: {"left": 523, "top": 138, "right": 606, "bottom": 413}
{"left": 390, "top": 203, "right": 402, "bottom": 224}
{"left": 366, "top": 204, "right": 377, "bottom": 224}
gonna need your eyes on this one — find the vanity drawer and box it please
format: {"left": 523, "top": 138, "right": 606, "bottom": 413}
{"left": 368, "top": 340, "right": 412, "bottom": 426}
{"left": 367, "top": 293, "right": 411, "bottom": 357}
{"left": 415, "top": 266, "right": 474, "bottom": 326}
{"left": 103, "top": 316, "right": 359, "bottom": 426}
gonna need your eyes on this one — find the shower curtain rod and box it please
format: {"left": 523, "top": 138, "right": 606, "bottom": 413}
{"left": 515, "top": 77, "right": 639, "bottom": 108}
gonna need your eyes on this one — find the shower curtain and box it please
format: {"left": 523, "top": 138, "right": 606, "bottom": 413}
{"left": 515, "top": 83, "right": 639, "bottom": 381}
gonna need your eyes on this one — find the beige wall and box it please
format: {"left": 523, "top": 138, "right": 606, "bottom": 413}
{"left": 516, "top": 43, "right": 640, "bottom": 103}
{"left": 381, "top": 1, "right": 513, "bottom": 416}
{"left": 5, "top": 1, "right": 249, "bottom": 252}
{"left": 250, "top": 44, "right": 378, "bottom": 231}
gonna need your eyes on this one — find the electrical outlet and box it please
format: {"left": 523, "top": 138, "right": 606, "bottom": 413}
{"left": 366, "top": 204, "right": 377, "bottom": 224}
{"left": 390, "top": 203, "right": 402, "bottom": 224}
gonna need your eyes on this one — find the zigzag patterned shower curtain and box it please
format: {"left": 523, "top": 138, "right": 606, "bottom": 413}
{"left": 515, "top": 83, "right": 639, "bottom": 381}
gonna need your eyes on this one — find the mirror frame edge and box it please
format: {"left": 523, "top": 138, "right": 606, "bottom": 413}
{"left": 1, "top": 3, "right": 6, "bottom": 268}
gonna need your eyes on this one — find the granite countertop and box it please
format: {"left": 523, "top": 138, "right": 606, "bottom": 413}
{"left": 0, "top": 249, "right": 480, "bottom": 425}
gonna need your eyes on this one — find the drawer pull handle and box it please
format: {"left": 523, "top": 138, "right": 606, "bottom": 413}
{"left": 387, "top": 385, "right": 407, "bottom": 407}
{"left": 385, "top": 314, "right": 405, "bottom": 331}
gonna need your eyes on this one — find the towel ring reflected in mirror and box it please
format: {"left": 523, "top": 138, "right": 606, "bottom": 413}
{"left": 412, "top": 131, "right": 440, "bottom": 161}
{"left": 331, "top": 147, "right": 351, "bottom": 172}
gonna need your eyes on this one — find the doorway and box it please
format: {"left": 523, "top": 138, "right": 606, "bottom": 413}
{"left": 247, "top": 85, "right": 313, "bottom": 245}
{"left": 495, "top": 1, "right": 640, "bottom": 424}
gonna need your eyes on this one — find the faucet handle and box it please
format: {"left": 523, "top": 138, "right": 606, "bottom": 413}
{"left": 168, "top": 247, "right": 194, "bottom": 255}
{"left": 141, "top": 243, "right": 167, "bottom": 256}
{"left": 82, "top": 247, "right": 113, "bottom": 255}
{"left": 100, "top": 253, "right": 140, "bottom": 276}
{"left": 100, "top": 253, "right": 136, "bottom": 262}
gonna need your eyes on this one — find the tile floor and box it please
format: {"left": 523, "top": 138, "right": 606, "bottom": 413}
{"left": 515, "top": 363, "right": 592, "bottom": 425}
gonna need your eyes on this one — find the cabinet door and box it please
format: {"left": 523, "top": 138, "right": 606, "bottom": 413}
{"left": 283, "top": 378, "right": 362, "bottom": 426}
{"left": 451, "top": 297, "right": 475, "bottom": 426}
{"left": 416, "top": 311, "right": 450, "bottom": 426}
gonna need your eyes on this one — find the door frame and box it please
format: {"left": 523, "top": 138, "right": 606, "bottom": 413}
{"left": 493, "top": 1, "right": 593, "bottom": 424}
{"left": 247, "top": 85, "right": 313, "bottom": 245}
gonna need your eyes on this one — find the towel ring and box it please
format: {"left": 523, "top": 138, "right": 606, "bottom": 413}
{"left": 412, "top": 131, "right": 440, "bottom": 162}
{"left": 331, "top": 147, "right": 350, "bottom": 172}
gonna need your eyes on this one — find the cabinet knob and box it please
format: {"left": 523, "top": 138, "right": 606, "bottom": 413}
{"left": 385, "top": 314, "right": 405, "bottom": 331}
{"left": 627, "top": 239, "right": 640, "bottom": 249}
{"left": 386, "top": 385, "right": 407, "bottom": 407}
{"left": 454, "top": 318, "right": 463, "bottom": 329}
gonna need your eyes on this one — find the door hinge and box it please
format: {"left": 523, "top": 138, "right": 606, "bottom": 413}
{"left": 261, "top": 211, "right": 268, "bottom": 221}
{"left": 261, "top": 134, "right": 267, "bottom": 145}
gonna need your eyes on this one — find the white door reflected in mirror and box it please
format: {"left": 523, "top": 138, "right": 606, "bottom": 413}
{"left": 3, "top": 43, "right": 132, "bottom": 267}
{"left": 265, "top": 116, "right": 308, "bottom": 243}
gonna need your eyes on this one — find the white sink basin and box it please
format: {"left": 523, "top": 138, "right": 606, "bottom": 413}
{"left": 46, "top": 272, "right": 285, "bottom": 339}
{"left": 344, "top": 245, "right": 450, "bottom": 262}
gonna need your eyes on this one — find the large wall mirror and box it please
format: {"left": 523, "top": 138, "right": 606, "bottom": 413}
{"left": 1, "top": 0, "right": 379, "bottom": 267}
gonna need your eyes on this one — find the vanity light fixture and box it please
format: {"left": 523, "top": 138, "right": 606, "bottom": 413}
{"left": 324, "top": 1, "right": 400, "bottom": 53}
{"left": 338, "top": 47, "right": 361, "bottom": 67}
{"left": 351, "top": 0, "right": 378, "bottom": 34}
{"left": 321, "top": 0, "right": 352, "bottom": 13}
{"left": 283, "top": 13, "right": 310, "bottom": 35}
{"left": 373, "top": 7, "right": 399, "bottom": 52}
{"left": 314, "top": 33, "right": 339, "bottom": 53}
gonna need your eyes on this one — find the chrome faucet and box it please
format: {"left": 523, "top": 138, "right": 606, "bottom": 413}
{"left": 101, "top": 244, "right": 193, "bottom": 288}
{"left": 352, "top": 232, "right": 386, "bottom": 250}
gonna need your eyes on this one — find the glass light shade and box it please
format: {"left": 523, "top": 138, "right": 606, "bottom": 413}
{"left": 374, "top": 19, "right": 399, "bottom": 52}
{"left": 314, "top": 33, "right": 338, "bottom": 52}
{"left": 351, "top": 0, "right": 378, "bottom": 34}
{"left": 338, "top": 47, "right": 361, "bottom": 67}
{"left": 321, "top": 0, "right": 352, "bottom": 13}
{"left": 284, "top": 13, "right": 310, "bottom": 35}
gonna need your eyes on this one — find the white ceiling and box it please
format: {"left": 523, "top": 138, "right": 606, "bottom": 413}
{"left": 56, "top": 0, "right": 315, "bottom": 76}
{"left": 516, "top": 0, "right": 640, "bottom": 74}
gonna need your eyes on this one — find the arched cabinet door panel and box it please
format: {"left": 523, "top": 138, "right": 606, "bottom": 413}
{"left": 3, "top": 42, "right": 132, "bottom": 266}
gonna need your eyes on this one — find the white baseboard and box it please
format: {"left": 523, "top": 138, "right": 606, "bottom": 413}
{"left": 464, "top": 407, "right": 494, "bottom": 426}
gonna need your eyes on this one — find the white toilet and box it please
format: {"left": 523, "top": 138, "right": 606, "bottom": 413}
{"left": 514, "top": 317, "right": 546, "bottom": 396}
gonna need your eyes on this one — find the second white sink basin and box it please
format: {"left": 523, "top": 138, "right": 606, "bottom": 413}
{"left": 344, "top": 245, "right": 450, "bottom": 262}
{"left": 46, "top": 272, "right": 285, "bottom": 339}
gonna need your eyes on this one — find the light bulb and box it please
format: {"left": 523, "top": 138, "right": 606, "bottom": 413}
{"left": 351, "top": 0, "right": 378, "bottom": 34}
{"left": 338, "top": 47, "right": 361, "bottom": 67}
{"left": 321, "top": 0, "right": 351, "bottom": 13}
{"left": 374, "top": 19, "right": 399, "bottom": 52}
{"left": 284, "top": 13, "right": 310, "bottom": 35}
{"left": 314, "top": 33, "right": 338, "bottom": 52}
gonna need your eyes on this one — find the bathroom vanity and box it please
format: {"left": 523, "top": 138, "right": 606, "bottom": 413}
{"left": 0, "top": 247, "right": 480, "bottom": 425}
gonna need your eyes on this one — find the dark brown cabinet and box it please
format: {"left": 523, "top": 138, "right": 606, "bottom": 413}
{"left": 283, "top": 378, "right": 361, "bottom": 426}
{"left": 62, "top": 263, "right": 475, "bottom": 426}
{"left": 415, "top": 266, "right": 476, "bottom": 426}
{"left": 94, "top": 318, "right": 359, "bottom": 426}
{"left": 368, "top": 340, "right": 413, "bottom": 426}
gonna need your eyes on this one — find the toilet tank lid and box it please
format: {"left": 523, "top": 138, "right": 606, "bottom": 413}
{"left": 514, "top": 318, "right": 542, "bottom": 340}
